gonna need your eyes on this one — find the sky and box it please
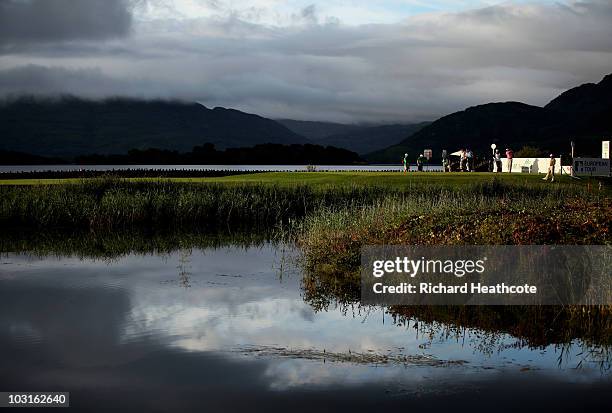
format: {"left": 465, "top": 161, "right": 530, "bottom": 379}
{"left": 0, "top": 0, "right": 611, "bottom": 123}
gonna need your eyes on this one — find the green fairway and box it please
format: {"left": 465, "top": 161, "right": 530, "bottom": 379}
{"left": 203, "top": 171, "right": 584, "bottom": 188}
{"left": 0, "top": 171, "right": 599, "bottom": 190}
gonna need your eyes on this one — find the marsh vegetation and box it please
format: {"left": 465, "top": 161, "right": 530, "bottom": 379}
{"left": 1, "top": 173, "right": 610, "bottom": 369}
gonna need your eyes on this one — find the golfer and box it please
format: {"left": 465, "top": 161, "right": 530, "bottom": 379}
{"left": 466, "top": 149, "right": 473, "bottom": 172}
{"left": 542, "top": 154, "right": 556, "bottom": 182}
{"left": 494, "top": 149, "right": 502, "bottom": 173}
{"left": 403, "top": 153, "right": 409, "bottom": 173}
{"left": 460, "top": 149, "right": 467, "bottom": 172}
{"left": 505, "top": 148, "right": 514, "bottom": 172}
{"left": 417, "top": 154, "right": 425, "bottom": 171}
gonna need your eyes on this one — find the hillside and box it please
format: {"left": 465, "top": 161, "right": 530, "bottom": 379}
{"left": 279, "top": 119, "right": 430, "bottom": 154}
{"left": 368, "top": 74, "right": 612, "bottom": 162}
{"left": 0, "top": 96, "right": 308, "bottom": 158}
{"left": 321, "top": 122, "right": 430, "bottom": 155}
{"left": 276, "top": 120, "right": 362, "bottom": 140}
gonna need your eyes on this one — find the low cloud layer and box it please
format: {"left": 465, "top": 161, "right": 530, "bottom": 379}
{"left": 0, "top": 0, "right": 134, "bottom": 46}
{"left": 1, "top": 0, "right": 611, "bottom": 122}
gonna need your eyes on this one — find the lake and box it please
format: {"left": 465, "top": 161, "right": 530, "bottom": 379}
{"left": 0, "top": 164, "right": 443, "bottom": 173}
{"left": 0, "top": 243, "right": 610, "bottom": 412}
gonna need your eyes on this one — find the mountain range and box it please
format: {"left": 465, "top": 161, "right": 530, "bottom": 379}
{"left": 367, "top": 74, "right": 612, "bottom": 162}
{"left": 0, "top": 73, "right": 610, "bottom": 161}
{"left": 0, "top": 96, "right": 417, "bottom": 158}
{"left": 0, "top": 96, "right": 307, "bottom": 158}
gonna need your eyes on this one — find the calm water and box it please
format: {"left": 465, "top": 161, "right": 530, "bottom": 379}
{"left": 1, "top": 244, "right": 610, "bottom": 412}
{"left": 0, "top": 164, "right": 443, "bottom": 173}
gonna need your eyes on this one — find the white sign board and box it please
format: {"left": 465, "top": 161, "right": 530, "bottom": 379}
{"left": 573, "top": 158, "right": 610, "bottom": 176}
{"left": 603, "top": 141, "right": 610, "bottom": 159}
{"left": 502, "top": 157, "right": 561, "bottom": 173}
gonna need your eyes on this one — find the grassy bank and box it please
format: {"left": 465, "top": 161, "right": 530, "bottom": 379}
{"left": 0, "top": 177, "right": 399, "bottom": 231}
{"left": 2, "top": 174, "right": 601, "bottom": 231}
{"left": 298, "top": 190, "right": 610, "bottom": 276}
{"left": 294, "top": 175, "right": 611, "bottom": 351}
{"left": 0, "top": 172, "right": 607, "bottom": 235}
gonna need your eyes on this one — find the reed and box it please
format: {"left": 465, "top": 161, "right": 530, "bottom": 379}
{"left": 297, "top": 192, "right": 610, "bottom": 276}
{"left": 0, "top": 177, "right": 393, "bottom": 231}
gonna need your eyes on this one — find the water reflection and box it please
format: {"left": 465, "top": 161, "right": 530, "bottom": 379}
{"left": 0, "top": 242, "right": 610, "bottom": 411}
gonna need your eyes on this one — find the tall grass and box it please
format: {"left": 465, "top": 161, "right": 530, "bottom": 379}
{"left": 0, "top": 177, "right": 392, "bottom": 231}
{"left": 297, "top": 188, "right": 610, "bottom": 274}
{"left": 295, "top": 179, "right": 611, "bottom": 352}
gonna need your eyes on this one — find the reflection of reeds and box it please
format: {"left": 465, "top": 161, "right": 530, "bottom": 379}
{"left": 301, "top": 268, "right": 612, "bottom": 365}
{"left": 177, "top": 248, "right": 192, "bottom": 288}
{"left": 233, "top": 345, "right": 468, "bottom": 367}
{"left": 391, "top": 305, "right": 612, "bottom": 348}
{"left": 0, "top": 228, "right": 270, "bottom": 259}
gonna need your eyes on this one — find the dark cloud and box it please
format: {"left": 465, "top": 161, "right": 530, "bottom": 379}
{"left": 0, "top": 0, "right": 134, "bottom": 46}
{"left": 0, "top": 1, "right": 611, "bottom": 122}
{"left": 0, "top": 64, "right": 193, "bottom": 99}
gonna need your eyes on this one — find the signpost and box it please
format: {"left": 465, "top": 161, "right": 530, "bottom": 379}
{"left": 570, "top": 140, "right": 576, "bottom": 177}
{"left": 603, "top": 141, "right": 610, "bottom": 159}
{"left": 572, "top": 158, "right": 611, "bottom": 177}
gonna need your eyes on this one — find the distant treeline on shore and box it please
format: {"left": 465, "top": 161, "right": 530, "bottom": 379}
{"left": 0, "top": 143, "right": 364, "bottom": 165}
{"left": 0, "top": 150, "right": 66, "bottom": 165}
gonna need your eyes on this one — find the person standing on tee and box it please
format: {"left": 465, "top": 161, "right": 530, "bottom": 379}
{"left": 542, "top": 154, "right": 556, "bottom": 182}
{"left": 466, "top": 149, "right": 473, "bottom": 172}
{"left": 505, "top": 148, "right": 514, "bottom": 173}
{"left": 494, "top": 149, "right": 502, "bottom": 173}
{"left": 417, "top": 154, "right": 426, "bottom": 172}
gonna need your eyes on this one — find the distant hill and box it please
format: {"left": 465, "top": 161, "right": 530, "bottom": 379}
{"left": 368, "top": 74, "right": 612, "bottom": 163}
{"left": 321, "top": 123, "right": 430, "bottom": 155}
{"left": 277, "top": 119, "right": 362, "bottom": 141}
{"left": 279, "top": 119, "right": 430, "bottom": 155}
{"left": 0, "top": 96, "right": 308, "bottom": 158}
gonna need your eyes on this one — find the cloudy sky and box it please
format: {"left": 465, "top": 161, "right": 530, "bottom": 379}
{"left": 0, "top": 0, "right": 611, "bottom": 123}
